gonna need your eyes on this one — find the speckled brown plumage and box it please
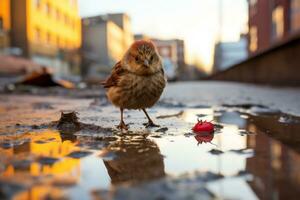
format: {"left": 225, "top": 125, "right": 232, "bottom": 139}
{"left": 102, "top": 40, "right": 166, "bottom": 130}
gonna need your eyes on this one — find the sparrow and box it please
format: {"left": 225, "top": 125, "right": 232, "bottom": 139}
{"left": 102, "top": 40, "right": 166, "bottom": 130}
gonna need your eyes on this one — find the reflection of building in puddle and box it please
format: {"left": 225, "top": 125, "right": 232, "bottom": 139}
{"left": 0, "top": 130, "right": 81, "bottom": 199}
{"left": 182, "top": 108, "right": 214, "bottom": 123}
{"left": 212, "top": 109, "right": 300, "bottom": 199}
{"left": 103, "top": 136, "right": 165, "bottom": 184}
{"left": 216, "top": 111, "right": 246, "bottom": 129}
{"left": 245, "top": 116, "right": 300, "bottom": 200}
{"left": 12, "top": 186, "right": 66, "bottom": 200}
{"left": 213, "top": 110, "right": 248, "bottom": 151}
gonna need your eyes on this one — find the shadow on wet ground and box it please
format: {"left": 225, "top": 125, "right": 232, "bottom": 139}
{"left": 0, "top": 96, "right": 300, "bottom": 200}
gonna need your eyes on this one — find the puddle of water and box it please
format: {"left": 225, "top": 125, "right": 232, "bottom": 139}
{"left": 1, "top": 106, "right": 300, "bottom": 200}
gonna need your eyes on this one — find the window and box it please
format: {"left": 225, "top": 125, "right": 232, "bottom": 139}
{"left": 0, "top": 17, "right": 3, "bottom": 30}
{"left": 46, "top": 32, "right": 51, "bottom": 44}
{"left": 56, "top": 36, "right": 60, "bottom": 47}
{"left": 34, "top": 0, "right": 41, "bottom": 8}
{"left": 249, "top": 26, "right": 258, "bottom": 52}
{"left": 56, "top": 9, "right": 61, "bottom": 20}
{"left": 249, "top": 0, "right": 258, "bottom": 17}
{"left": 272, "top": 6, "right": 284, "bottom": 40}
{"left": 291, "top": 0, "right": 300, "bottom": 32}
{"left": 249, "top": 0, "right": 257, "bottom": 6}
{"left": 69, "top": 0, "right": 76, "bottom": 7}
{"left": 60, "top": 38, "right": 64, "bottom": 48}
{"left": 73, "top": 20, "right": 77, "bottom": 30}
{"left": 53, "top": 8, "right": 58, "bottom": 19}
{"left": 83, "top": 19, "right": 90, "bottom": 26}
{"left": 64, "top": 15, "right": 69, "bottom": 25}
{"left": 44, "top": 3, "right": 51, "bottom": 15}
{"left": 34, "top": 28, "right": 41, "bottom": 41}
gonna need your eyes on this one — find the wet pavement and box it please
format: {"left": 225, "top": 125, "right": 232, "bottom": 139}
{"left": 1, "top": 82, "right": 300, "bottom": 200}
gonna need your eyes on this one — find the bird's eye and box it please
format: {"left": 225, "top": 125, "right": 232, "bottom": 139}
{"left": 135, "top": 56, "right": 139, "bottom": 62}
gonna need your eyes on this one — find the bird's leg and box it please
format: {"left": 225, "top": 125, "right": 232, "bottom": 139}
{"left": 142, "top": 108, "right": 160, "bottom": 127}
{"left": 117, "top": 108, "right": 128, "bottom": 130}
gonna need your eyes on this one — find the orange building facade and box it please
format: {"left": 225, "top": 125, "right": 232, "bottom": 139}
{"left": 1, "top": 0, "right": 82, "bottom": 76}
{"left": 248, "top": 0, "right": 300, "bottom": 54}
{"left": 0, "top": 0, "right": 11, "bottom": 48}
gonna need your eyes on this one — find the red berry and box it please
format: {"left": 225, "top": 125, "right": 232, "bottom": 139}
{"left": 192, "top": 120, "right": 214, "bottom": 133}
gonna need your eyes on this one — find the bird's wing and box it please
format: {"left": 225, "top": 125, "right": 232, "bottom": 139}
{"left": 160, "top": 64, "right": 165, "bottom": 76}
{"left": 101, "top": 61, "right": 127, "bottom": 88}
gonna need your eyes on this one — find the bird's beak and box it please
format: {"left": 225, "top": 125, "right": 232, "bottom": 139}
{"left": 143, "top": 60, "right": 149, "bottom": 67}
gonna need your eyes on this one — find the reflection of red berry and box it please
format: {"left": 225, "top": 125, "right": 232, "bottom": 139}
{"left": 192, "top": 120, "right": 214, "bottom": 133}
{"left": 194, "top": 133, "right": 214, "bottom": 144}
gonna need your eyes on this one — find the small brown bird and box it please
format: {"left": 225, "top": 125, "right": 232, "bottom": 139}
{"left": 102, "top": 40, "right": 166, "bottom": 130}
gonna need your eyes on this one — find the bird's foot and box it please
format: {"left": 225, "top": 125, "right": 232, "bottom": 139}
{"left": 117, "top": 121, "right": 128, "bottom": 130}
{"left": 143, "top": 121, "right": 160, "bottom": 128}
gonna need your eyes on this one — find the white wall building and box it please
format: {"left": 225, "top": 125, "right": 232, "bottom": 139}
{"left": 213, "top": 35, "right": 248, "bottom": 72}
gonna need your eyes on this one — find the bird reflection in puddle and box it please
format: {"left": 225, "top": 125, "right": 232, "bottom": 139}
{"left": 101, "top": 133, "right": 165, "bottom": 184}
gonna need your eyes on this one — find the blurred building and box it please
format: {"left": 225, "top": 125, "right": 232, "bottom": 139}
{"left": 248, "top": 0, "right": 300, "bottom": 54}
{"left": 151, "top": 38, "right": 185, "bottom": 80}
{"left": 81, "top": 13, "right": 133, "bottom": 78}
{"left": 0, "top": 0, "right": 81, "bottom": 78}
{"left": 134, "top": 34, "right": 151, "bottom": 40}
{"left": 213, "top": 34, "right": 248, "bottom": 72}
{"left": 107, "top": 13, "right": 133, "bottom": 49}
{"left": 0, "top": 0, "right": 10, "bottom": 49}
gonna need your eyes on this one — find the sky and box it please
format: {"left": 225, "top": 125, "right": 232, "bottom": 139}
{"left": 78, "top": 0, "right": 248, "bottom": 72}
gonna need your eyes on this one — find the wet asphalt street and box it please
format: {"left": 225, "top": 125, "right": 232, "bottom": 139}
{"left": 1, "top": 81, "right": 300, "bottom": 200}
